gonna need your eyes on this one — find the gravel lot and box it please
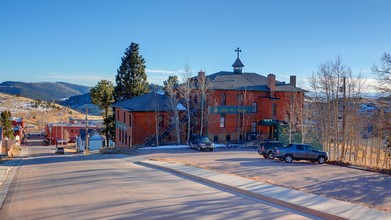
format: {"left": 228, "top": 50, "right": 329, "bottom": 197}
{"left": 132, "top": 147, "right": 391, "bottom": 212}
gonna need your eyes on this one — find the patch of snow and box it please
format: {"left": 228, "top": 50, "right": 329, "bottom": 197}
{"left": 156, "top": 91, "right": 165, "bottom": 95}
{"left": 139, "top": 143, "right": 226, "bottom": 150}
{"left": 177, "top": 103, "right": 186, "bottom": 111}
{"left": 359, "top": 104, "right": 377, "bottom": 112}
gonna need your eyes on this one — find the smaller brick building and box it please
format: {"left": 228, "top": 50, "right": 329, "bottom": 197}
{"left": 112, "top": 92, "right": 186, "bottom": 148}
{"left": 10, "top": 117, "right": 24, "bottom": 141}
{"left": 45, "top": 118, "right": 103, "bottom": 144}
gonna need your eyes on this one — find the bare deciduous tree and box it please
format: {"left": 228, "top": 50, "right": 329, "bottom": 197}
{"left": 309, "top": 57, "right": 351, "bottom": 161}
{"left": 236, "top": 89, "right": 254, "bottom": 144}
{"left": 179, "top": 64, "right": 193, "bottom": 143}
{"left": 164, "top": 75, "right": 181, "bottom": 145}
{"left": 284, "top": 91, "right": 304, "bottom": 144}
{"left": 196, "top": 71, "right": 213, "bottom": 136}
{"left": 372, "top": 52, "right": 391, "bottom": 95}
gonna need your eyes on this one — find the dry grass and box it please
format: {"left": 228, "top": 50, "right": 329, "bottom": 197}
{"left": 0, "top": 93, "right": 102, "bottom": 132}
{"left": 0, "top": 144, "right": 21, "bottom": 163}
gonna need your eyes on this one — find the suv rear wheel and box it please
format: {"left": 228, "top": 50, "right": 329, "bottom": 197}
{"left": 284, "top": 155, "right": 293, "bottom": 163}
{"left": 267, "top": 151, "right": 275, "bottom": 159}
{"left": 317, "top": 156, "right": 325, "bottom": 164}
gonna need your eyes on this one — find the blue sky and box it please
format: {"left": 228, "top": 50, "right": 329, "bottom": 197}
{"left": 1, "top": 0, "right": 390, "bottom": 89}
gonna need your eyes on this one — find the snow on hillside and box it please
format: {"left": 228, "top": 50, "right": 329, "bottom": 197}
{"left": 0, "top": 94, "right": 51, "bottom": 113}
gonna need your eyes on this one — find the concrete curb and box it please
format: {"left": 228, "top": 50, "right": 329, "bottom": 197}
{"left": 0, "top": 160, "right": 23, "bottom": 209}
{"left": 136, "top": 160, "right": 391, "bottom": 220}
{"left": 0, "top": 147, "right": 27, "bottom": 209}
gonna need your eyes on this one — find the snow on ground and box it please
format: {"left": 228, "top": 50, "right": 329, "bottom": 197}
{"left": 139, "top": 144, "right": 227, "bottom": 150}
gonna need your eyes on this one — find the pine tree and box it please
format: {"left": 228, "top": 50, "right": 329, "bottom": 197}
{"left": 90, "top": 80, "right": 115, "bottom": 144}
{"left": 163, "top": 75, "right": 179, "bottom": 93}
{"left": 114, "top": 42, "right": 149, "bottom": 102}
{"left": 1, "top": 110, "right": 14, "bottom": 139}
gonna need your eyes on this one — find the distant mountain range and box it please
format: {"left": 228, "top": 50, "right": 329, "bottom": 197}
{"left": 0, "top": 81, "right": 164, "bottom": 116}
{"left": 0, "top": 81, "right": 102, "bottom": 115}
{"left": 57, "top": 93, "right": 101, "bottom": 116}
{"left": 0, "top": 81, "right": 91, "bottom": 101}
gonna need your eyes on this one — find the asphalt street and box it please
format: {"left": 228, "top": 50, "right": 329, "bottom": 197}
{"left": 0, "top": 143, "right": 316, "bottom": 220}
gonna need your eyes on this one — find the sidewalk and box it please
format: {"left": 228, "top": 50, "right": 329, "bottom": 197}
{"left": 0, "top": 147, "right": 28, "bottom": 208}
{"left": 137, "top": 160, "right": 391, "bottom": 220}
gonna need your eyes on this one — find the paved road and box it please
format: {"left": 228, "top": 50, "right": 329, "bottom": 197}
{"left": 0, "top": 144, "right": 316, "bottom": 219}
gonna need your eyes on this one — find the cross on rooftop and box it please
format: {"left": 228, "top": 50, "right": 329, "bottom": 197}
{"left": 235, "top": 47, "right": 241, "bottom": 58}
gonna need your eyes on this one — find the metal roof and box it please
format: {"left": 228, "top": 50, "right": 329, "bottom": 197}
{"left": 112, "top": 92, "right": 183, "bottom": 112}
{"left": 79, "top": 129, "right": 102, "bottom": 141}
{"left": 232, "top": 58, "right": 244, "bottom": 67}
{"left": 205, "top": 71, "right": 305, "bottom": 92}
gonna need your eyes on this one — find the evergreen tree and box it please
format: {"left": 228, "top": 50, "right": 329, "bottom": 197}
{"left": 114, "top": 42, "right": 149, "bottom": 102}
{"left": 1, "top": 110, "right": 14, "bottom": 139}
{"left": 90, "top": 80, "right": 115, "bottom": 144}
{"left": 163, "top": 75, "right": 179, "bottom": 94}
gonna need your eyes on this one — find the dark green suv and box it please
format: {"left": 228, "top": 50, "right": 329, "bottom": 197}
{"left": 257, "top": 141, "right": 284, "bottom": 159}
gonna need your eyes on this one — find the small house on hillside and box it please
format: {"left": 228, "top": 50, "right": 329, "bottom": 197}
{"left": 76, "top": 129, "right": 105, "bottom": 152}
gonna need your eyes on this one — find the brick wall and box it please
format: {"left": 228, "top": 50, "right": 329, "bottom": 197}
{"left": 114, "top": 90, "right": 304, "bottom": 146}
{"left": 115, "top": 108, "right": 186, "bottom": 148}
{"left": 204, "top": 90, "right": 303, "bottom": 143}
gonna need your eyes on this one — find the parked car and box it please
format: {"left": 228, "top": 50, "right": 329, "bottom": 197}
{"left": 188, "top": 135, "right": 214, "bottom": 151}
{"left": 272, "top": 143, "right": 328, "bottom": 164}
{"left": 55, "top": 146, "right": 64, "bottom": 154}
{"left": 257, "top": 140, "right": 284, "bottom": 159}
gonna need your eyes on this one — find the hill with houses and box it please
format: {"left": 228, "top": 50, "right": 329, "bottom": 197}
{"left": 0, "top": 92, "right": 102, "bottom": 133}
{"left": 0, "top": 81, "right": 102, "bottom": 115}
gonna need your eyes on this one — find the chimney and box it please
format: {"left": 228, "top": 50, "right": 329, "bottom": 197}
{"left": 267, "top": 74, "right": 276, "bottom": 97}
{"left": 267, "top": 74, "right": 276, "bottom": 92}
{"left": 290, "top": 75, "right": 296, "bottom": 87}
{"left": 198, "top": 70, "right": 205, "bottom": 79}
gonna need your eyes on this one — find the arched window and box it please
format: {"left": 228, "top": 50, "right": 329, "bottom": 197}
{"left": 237, "top": 93, "right": 244, "bottom": 106}
{"left": 251, "top": 102, "right": 257, "bottom": 113}
{"left": 159, "top": 115, "right": 164, "bottom": 128}
{"left": 221, "top": 93, "right": 226, "bottom": 105}
{"left": 194, "top": 94, "right": 198, "bottom": 104}
{"left": 220, "top": 113, "right": 226, "bottom": 128}
{"left": 272, "top": 103, "right": 277, "bottom": 117}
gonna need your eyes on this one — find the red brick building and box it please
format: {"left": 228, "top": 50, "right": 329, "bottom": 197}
{"left": 201, "top": 72, "right": 303, "bottom": 142}
{"left": 10, "top": 117, "right": 24, "bottom": 140}
{"left": 45, "top": 119, "right": 102, "bottom": 144}
{"left": 112, "top": 92, "right": 186, "bottom": 148}
{"left": 191, "top": 51, "right": 304, "bottom": 143}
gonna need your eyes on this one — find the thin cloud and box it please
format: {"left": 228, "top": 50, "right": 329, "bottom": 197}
{"left": 146, "top": 69, "right": 177, "bottom": 74}
{"left": 146, "top": 69, "right": 187, "bottom": 85}
{"left": 46, "top": 73, "right": 107, "bottom": 81}
{"left": 353, "top": 69, "right": 372, "bottom": 74}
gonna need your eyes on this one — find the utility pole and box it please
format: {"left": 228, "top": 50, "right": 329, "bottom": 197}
{"left": 85, "top": 107, "right": 89, "bottom": 155}
{"left": 342, "top": 77, "right": 346, "bottom": 160}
